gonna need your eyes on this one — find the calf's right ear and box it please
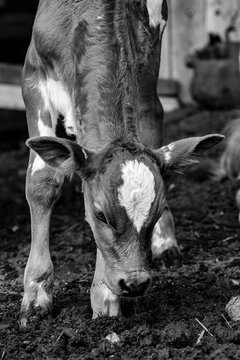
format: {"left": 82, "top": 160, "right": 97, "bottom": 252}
{"left": 153, "top": 134, "right": 224, "bottom": 173}
{"left": 26, "top": 136, "right": 86, "bottom": 175}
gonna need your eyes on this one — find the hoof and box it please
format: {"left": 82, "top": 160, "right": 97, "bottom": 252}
{"left": 91, "top": 281, "right": 121, "bottom": 318}
{"left": 152, "top": 245, "right": 182, "bottom": 268}
{"left": 20, "top": 298, "right": 52, "bottom": 328}
{"left": 20, "top": 282, "right": 53, "bottom": 328}
{"left": 19, "top": 303, "right": 52, "bottom": 328}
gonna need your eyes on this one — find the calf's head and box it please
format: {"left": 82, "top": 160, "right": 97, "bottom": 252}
{"left": 27, "top": 134, "right": 223, "bottom": 297}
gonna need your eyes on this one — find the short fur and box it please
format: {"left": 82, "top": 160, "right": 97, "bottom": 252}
{"left": 118, "top": 160, "right": 155, "bottom": 232}
{"left": 21, "top": 0, "right": 224, "bottom": 325}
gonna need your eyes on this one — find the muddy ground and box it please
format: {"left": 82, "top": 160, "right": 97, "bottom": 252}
{"left": 1, "top": 108, "right": 240, "bottom": 360}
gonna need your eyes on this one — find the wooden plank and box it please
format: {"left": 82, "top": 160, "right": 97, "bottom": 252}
{"left": 0, "top": 63, "right": 22, "bottom": 85}
{"left": 170, "top": 0, "right": 207, "bottom": 103}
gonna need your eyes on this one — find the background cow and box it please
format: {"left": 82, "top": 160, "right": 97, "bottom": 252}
{"left": 207, "top": 118, "right": 240, "bottom": 222}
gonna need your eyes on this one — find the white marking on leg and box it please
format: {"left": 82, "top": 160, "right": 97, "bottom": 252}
{"left": 35, "top": 282, "right": 52, "bottom": 308}
{"left": 91, "top": 282, "right": 120, "bottom": 318}
{"left": 31, "top": 155, "right": 45, "bottom": 175}
{"left": 118, "top": 160, "right": 155, "bottom": 232}
{"left": 152, "top": 222, "right": 166, "bottom": 258}
{"left": 39, "top": 78, "right": 76, "bottom": 135}
{"left": 151, "top": 217, "right": 178, "bottom": 259}
{"left": 91, "top": 282, "right": 121, "bottom": 319}
{"left": 91, "top": 249, "right": 120, "bottom": 318}
{"left": 37, "top": 111, "right": 55, "bottom": 137}
{"left": 31, "top": 111, "right": 56, "bottom": 175}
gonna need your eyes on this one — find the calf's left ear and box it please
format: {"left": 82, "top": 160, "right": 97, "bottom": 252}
{"left": 26, "top": 136, "right": 86, "bottom": 175}
{"left": 153, "top": 134, "right": 224, "bottom": 173}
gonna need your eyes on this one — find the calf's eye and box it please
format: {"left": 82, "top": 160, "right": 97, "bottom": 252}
{"left": 95, "top": 210, "right": 108, "bottom": 224}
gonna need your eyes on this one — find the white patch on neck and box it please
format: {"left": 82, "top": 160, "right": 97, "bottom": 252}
{"left": 39, "top": 78, "right": 76, "bottom": 135}
{"left": 118, "top": 160, "right": 155, "bottom": 232}
{"left": 147, "top": 0, "right": 166, "bottom": 29}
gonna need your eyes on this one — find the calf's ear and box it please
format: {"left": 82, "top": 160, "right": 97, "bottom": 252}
{"left": 26, "top": 136, "right": 86, "bottom": 175}
{"left": 153, "top": 134, "right": 224, "bottom": 173}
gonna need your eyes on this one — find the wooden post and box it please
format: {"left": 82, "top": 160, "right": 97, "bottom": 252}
{"left": 160, "top": 12, "right": 172, "bottom": 79}
{"left": 169, "top": 0, "right": 207, "bottom": 103}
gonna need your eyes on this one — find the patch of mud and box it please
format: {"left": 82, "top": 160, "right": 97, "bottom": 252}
{"left": 1, "top": 109, "right": 240, "bottom": 359}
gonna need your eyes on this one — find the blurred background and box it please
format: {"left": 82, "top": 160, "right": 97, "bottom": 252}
{"left": 0, "top": 0, "right": 38, "bottom": 149}
{"left": 1, "top": 0, "right": 240, "bottom": 148}
{"left": 160, "top": 0, "right": 240, "bottom": 110}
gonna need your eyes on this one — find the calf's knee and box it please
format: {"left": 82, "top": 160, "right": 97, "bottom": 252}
{"left": 26, "top": 167, "right": 63, "bottom": 209}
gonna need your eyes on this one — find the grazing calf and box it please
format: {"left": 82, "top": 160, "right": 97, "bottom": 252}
{"left": 20, "top": 0, "right": 223, "bottom": 326}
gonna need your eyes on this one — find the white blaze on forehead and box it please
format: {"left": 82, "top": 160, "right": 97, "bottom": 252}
{"left": 31, "top": 111, "right": 56, "bottom": 175}
{"left": 118, "top": 160, "right": 156, "bottom": 232}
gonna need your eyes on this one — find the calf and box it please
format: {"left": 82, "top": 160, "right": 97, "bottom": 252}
{"left": 20, "top": 0, "right": 223, "bottom": 326}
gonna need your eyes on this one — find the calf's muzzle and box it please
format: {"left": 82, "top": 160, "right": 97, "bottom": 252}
{"left": 116, "top": 270, "right": 151, "bottom": 297}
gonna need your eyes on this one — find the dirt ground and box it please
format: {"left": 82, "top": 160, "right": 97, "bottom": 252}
{"left": 1, "top": 108, "right": 240, "bottom": 360}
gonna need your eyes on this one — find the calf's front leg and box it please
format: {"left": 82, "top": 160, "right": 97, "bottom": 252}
{"left": 91, "top": 249, "right": 121, "bottom": 318}
{"left": 20, "top": 152, "right": 63, "bottom": 327}
{"left": 151, "top": 208, "right": 182, "bottom": 267}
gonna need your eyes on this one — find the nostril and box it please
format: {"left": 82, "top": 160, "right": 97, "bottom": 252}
{"left": 119, "top": 277, "right": 151, "bottom": 297}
